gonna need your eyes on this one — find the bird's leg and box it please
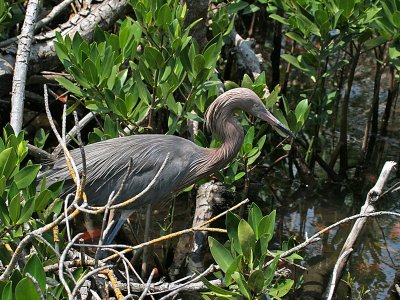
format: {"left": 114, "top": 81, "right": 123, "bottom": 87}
{"left": 141, "top": 204, "right": 152, "bottom": 277}
{"left": 96, "top": 210, "right": 133, "bottom": 260}
{"left": 103, "top": 214, "right": 128, "bottom": 246}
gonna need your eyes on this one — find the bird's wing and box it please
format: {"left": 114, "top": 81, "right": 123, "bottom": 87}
{"left": 43, "top": 135, "right": 205, "bottom": 208}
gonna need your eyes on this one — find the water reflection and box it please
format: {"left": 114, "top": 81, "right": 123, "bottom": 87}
{"left": 267, "top": 181, "right": 400, "bottom": 299}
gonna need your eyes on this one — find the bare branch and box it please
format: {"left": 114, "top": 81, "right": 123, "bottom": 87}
{"left": 327, "top": 248, "right": 353, "bottom": 300}
{"left": 325, "top": 161, "right": 397, "bottom": 297}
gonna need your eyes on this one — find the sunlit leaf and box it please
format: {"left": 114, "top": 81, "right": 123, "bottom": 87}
{"left": 14, "top": 165, "right": 40, "bottom": 189}
{"left": 238, "top": 219, "right": 256, "bottom": 261}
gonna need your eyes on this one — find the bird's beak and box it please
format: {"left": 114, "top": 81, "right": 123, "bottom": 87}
{"left": 260, "top": 110, "right": 295, "bottom": 138}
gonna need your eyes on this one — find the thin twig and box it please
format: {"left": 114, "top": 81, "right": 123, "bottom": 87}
{"left": 59, "top": 234, "right": 82, "bottom": 299}
{"left": 95, "top": 159, "right": 134, "bottom": 263}
{"left": 158, "top": 265, "right": 216, "bottom": 299}
{"left": 197, "top": 198, "right": 249, "bottom": 228}
{"left": 109, "top": 153, "right": 170, "bottom": 209}
{"left": 138, "top": 268, "right": 156, "bottom": 300}
{"left": 73, "top": 111, "right": 87, "bottom": 199}
{"left": 265, "top": 210, "right": 400, "bottom": 267}
{"left": 106, "top": 268, "right": 124, "bottom": 300}
{"left": 103, "top": 248, "right": 152, "bottom": 299}
{"left": 325, "top": 161, "right": 396, "bottom": 297}
{"left": 94, "top": 200, "right": 249, "bottom": 261}
{"left": 52, "top": 112, "right": 96, "bottom": 156}
{"left": 64, "top": 194, "right": 74, "bottom": 241}
{"left": 71, "top": 265, "right": 113, "bottom": 299}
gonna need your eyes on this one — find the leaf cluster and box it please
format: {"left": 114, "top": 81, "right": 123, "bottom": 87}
{"left": 205, "top": 204, "right": 302, "bottom": 299}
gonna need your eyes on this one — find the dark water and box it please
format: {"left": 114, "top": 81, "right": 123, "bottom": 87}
{"left": 270, "top": 180, "right": 400, "bottom": 299}
{"left": 262, "top": 62, "right": 400, "bottom": 299}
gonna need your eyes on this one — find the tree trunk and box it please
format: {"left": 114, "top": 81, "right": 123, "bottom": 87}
{"left": 380, "top": 65, "right": 397, "bottom": 135}
{"left": 270, "top": 8, "right": 283, "bottom": 89}
{"left": 184, "top": 0, "right": 209, "bottom": 49}
{"left": 339, "top": 43, "right": 361, "bottom": 177}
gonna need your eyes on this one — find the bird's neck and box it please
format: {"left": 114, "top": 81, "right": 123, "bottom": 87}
{"left": 207, "top": 117, "right": 244, "bottom": 171}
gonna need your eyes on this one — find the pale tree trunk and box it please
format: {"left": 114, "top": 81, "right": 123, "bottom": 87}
{"left": 10, "top": 0, "right": 40, "bottom": 133}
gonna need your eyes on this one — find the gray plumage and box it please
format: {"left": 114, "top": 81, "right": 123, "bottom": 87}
{"left": 42, "top": 88, "right": 293, "bottom": 244}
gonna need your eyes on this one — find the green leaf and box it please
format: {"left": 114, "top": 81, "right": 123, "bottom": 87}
{"left": 336, "top": 0, "right": 354, "bottom": 18}
{"left": 0, "top": 198, "right": 10, "bottom": 225}
{"left": 55, "top": 77, "right": 83, "bottom": 96}
{"left": 269, "top": 279, "right": 294, "bottom": 298}
{"left": 144, "top": 46, "right": 164, "bottom": 69}
{"left": 15, "top": 277, "right": 41, "bottom": 300}
{"left": 193, "top": 54, "right": 205, "bottom": 74}
{"left": 248, "top": 203, "right": 262, "bottom": 238}
{"left": 225, "top": 255, "right": 242, "bottom": 285}
{"left": 226, "top": 1, "right": 249, "bottom": 14}
{"left": 258, "top": 210, "right": 276, "bottom": 240}
{"left": 231, "top": 272, "right": 251, "bottom": 300}
{"left": 269, "top": 13, "right": 289, "bottom": 25}
{"left": 54, "top": 40, "right": 70, "bottom": 65}
{"left": 1, "top": 281, "right": 12, "bottom": 300}
{"left": 281, "top": 54, "right": 305, "bottom": 72}
{"left": 294, "top": 99, "right": 309, "bottom": 122}
{"left": 199, "top": 275, "right": 240, "bottom": 297}
{"left": 208, "top": 237, "right": 233, "bottom": 273}
{"left": 363, "top": 36, "right": 389, "bottom": 51}
{"left": 0, "top": 175, "right": 6, "bottom": 195}
{"left": 233, "top": 171, "right": 245, "bottom": 181}
{"left": 248, "top": 269, "right": 265, "bottom": 294}
{"left": 17, "top": 197, "right": 35, "bottom": 225}
{"left": 238, "top": 219, "right": 256, "bottom": 261}
{"left": 285, "top": 32, "right": 312, "bottom": 50}
{"left": 393, "top": 11, "right": 400, "bottom": 28}
{"left": 83, "top": 58, "right": 99, "bottom": 84}
{"left": 226, "top": 212, "right": 242, "bottom": 254}
{"left": 243, "top": 127, "right": 254, "bottom": 151}
{"left": 35, "top": 190, "right": 52, "bottom": 211}
{"left": 9, "top": 193, "right": 21, "bottom": 224}
{"left": 0, "top": 148, "right": 17, "bottom": 179}
{"left": 314, "top": 9, "right": 328, "bottom": 27}
{"left": 241, "top": 74, "right": 253, "bottom": 89}
{"left": 156, "top": 3, "right": 172, "bottom": 30}
{"left": 14, "top": 165, "right": 40, "bottom": 189}
{"left": 264, "top": 255, "right": 279, "bottom": 286}
{"left": 23, "top": 254, "right": 46, "bottom": 292}
{"left": 283, "top": 144, "right": 291, "bottom": 151}
{"left": 34, "top": 129, "right": 48, "bottom": 149}
{"left": 265, "top": 85, "right": 280, "bottom": 109}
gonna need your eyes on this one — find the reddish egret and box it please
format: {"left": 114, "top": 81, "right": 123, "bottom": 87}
{"left": 43, "top": 88, "right": 293, "bottom": 245}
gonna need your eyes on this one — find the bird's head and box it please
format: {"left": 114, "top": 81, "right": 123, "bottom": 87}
{"left": 242, "top": 89, "right": 295, "bottom": 138}
{"left": 205, "top": 88, "right": 295, "bottom": 139}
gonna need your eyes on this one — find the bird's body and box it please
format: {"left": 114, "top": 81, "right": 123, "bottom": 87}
{"left": 43, "top": 88, "right": 292, "bottom": 245}
{"left": 48, "top": 134, "right": 212, "bottom": 208}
